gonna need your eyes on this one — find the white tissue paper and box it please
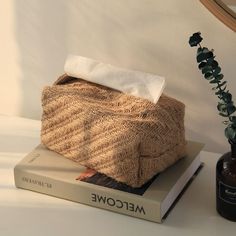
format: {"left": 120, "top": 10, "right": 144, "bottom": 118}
{"left": 64, "top": 55, "right": 166, "bottom": 103}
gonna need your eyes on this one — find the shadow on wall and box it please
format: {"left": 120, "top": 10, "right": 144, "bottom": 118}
{"left": 13, "top": 0, "right": 68, "bottom": 119}
{"left": 185, "top": 127, "right": 227, "bottom": 153}
{"left": 13, "top": 0, "right": 186, "bottom": 120}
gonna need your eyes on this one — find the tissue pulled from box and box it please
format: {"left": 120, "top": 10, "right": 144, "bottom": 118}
{"left": 64, "top": 55, "right": 166, "bottom": 103}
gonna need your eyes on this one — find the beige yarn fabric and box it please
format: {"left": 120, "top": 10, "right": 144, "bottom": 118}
{"left": 41, "top": 74, "right": 187, "bottom": 187}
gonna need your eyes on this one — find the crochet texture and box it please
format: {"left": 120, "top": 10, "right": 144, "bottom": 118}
{"left": 41, "top": 74, "right": 186, "bottom": 187}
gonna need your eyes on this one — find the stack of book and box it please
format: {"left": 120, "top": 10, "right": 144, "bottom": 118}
{"left": 14, "top": 141, "right": 204, "bottom": 223}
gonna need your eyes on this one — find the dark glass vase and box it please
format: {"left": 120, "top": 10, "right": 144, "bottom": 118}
{"left": 216, "top": 143, "right": 236, "bottom": 221}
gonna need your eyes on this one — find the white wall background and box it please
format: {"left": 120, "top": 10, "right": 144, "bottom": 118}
{"left": 0, "top": 0, "right": 236, "bottom": 153}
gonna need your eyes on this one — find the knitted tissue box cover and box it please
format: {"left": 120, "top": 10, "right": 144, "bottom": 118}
{"left": 41, "top": 74, "right": 187, "bottom": 188}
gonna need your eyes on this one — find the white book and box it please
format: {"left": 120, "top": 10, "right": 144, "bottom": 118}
{"left": 14, "top": 141, "right": 204, "bottom": 223}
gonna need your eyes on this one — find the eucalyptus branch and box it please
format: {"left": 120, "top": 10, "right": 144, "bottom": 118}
{"left": 188, "top": 32, "right": 236, "bottom": 144}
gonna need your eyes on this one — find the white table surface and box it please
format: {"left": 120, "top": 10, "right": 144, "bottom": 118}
{"left": 0, "top": 115, "right": 235, "bottom": 236}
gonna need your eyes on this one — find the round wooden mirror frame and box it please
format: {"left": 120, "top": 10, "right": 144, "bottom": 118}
{"left": 200, "top": 0, "right": 236, "bottom": 32}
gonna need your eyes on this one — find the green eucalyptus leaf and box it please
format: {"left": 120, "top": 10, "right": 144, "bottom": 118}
{"left": 217, "top": 104, "right": 222, "bottom": 112}
{"left": 210, "top": 74, "right": 223, "bottom": 84}
{"left": 207, "top": 59, "right": 218, "bottom": 69}
{"left": 215, "top": 74, "right": 224, "bottom": 80}
{"left": 227, "top": 104, "right": 236, "bottom": 116}
{"left": 202, "top": 65, "right": 213, "bottom": 74}
{"left": 212, "top": 66, "right": 221, "bottom": 76}
{"left": 221, "top": 85, "right": 227, "bottom": 92}
{"left": 215, "top": 86, "right": 226, "bottom": 95}
{"left": 219, "top": 112, "right": 229, "bottom": 117}
{"left": 204, "top": 72, "right": 213, "bottom": 80}
{"left": 222, "top": 92, "right": 232, "bottom": 103}
{"left": 219, "top": 102, "right": 236, "bottom": 115}
{"left": 196, "top": 54, "right": 206, "bottom": 63}
{"left": 217, "top": 102, "right": 228, "bottom": 112}
{"left": 189, "top": 32, "right": 203, "bottom": 47}
{"left": 197, "top": 47, "right": 204, "bottom": 53}
{"left": 225, "top": 125, "right": 236, "bottom": 141}
{"left": 216, "top": 81, "right": 227, "bottom": 89}
{"left": 210, "top": 78, "right": 221, "bottom": 84}
{"left": 197, "top": 52, "right": 214, "bottom": 63}
{"left": 229, "top": 116, "right": 236, "bottom": 123}
{"left": 207, "top": 56, "right": 216, "bottom": 62}
{"left": 196, "top": 47, "right": 204, "bottom": 59}
{"left": 198, "top": 62, "right": 207, "bottom": 70}
{"left": 196, "top": 47, "right": 214, "bottom": 63}
{"left": 215, "top": 90, "right": 223, "bottom": 95}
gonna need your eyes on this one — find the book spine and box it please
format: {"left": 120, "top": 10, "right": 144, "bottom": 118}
{"left": 14, "top": 167, "right": 161, "bottom": 223}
